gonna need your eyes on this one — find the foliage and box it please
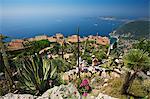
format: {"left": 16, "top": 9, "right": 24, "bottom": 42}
{"left": 24, "top": 40, "right": 51, "bottom": 54}
{"left": 115, "top": 20, "right": 150, "bottom": 39}
{"left": 0, "top": 84, "right": 3, "bottom": 96}
{"left": 133, "top": 39, "right": 150, "bottom": 54}
{"left": 101, "top": 57, "right": 117, "bottom": 69}
{"left": 0, "top": 80, "right": 10, "bottom": 96}
{"left": 100, "top": 78, "right": 150, "bottom": 99}
{"left": 129, "top": 80, "right": 150, "bottom": 98}
{"left": 49, "top": 43, "right": 61, "bottom": 54}
{"left": 92, "top": 49, "right": 107, "bottom": 61}
{"left": 0, "top": 34, "right": 13, "bottom": 91}
{"left": 121, "top": 49, "right": 150, "bottom": 94}
{"left": 81, "top": 40, "right": 108, "bottom": 65}
{"left": 0, "top": 53, "right": 4, "bottom": 72}
{"left": 9, "top": 40, "right": 52, "bottom": 58}
{"left": 68, "top": 56, "right": 77, "bottom": 68}
{"left": 15, "top": 54, "right": 57, "bottom": 94}
{"left": 51, "top": 57, "right": 73, "bottom": 73}
{"left": 110, "top": 47, "right": 121, "bottom": 58}
{"left": 81, "top": 52, "right": 92, "bottom": 64}
{"left": 123, "top": 49, "right": 150, "bottom": 71}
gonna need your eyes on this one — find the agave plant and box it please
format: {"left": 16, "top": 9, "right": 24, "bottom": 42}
{"left": 15, "top": 54, "right": 57, "bottom": 94}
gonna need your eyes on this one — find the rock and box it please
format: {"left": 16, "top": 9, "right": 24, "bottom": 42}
{"left": 104, "top": 79, "right": 109, "bottom": 83}
{"left": 62, "top": 73, "right": 69, "bottom": 81}
{"left": 0, "top": 72, "right": 4, "bottom": 80}
{"left": 91, "top": 78, "right": 96, "bottom": 85}
{"left": 101, "top": 71, "right": 110, "bottom": 78}
{"left": 1, "top": 93, "right": 35, "bottom": 99}
{"left": 96, "top": 93, "right": 118, "bottom": 99}
{"left": 1, "top": 84, "right": 80, "bottom": 99}
{"left": 137, "top": 71, "right": 150, "bottom": 79}
{"left": 110, "top": 72, "right": 120, "bottom": 78}
{"left": 86, "top": 95, "right": 95, "bottom": 99}
{"left": 37, "top": 83, "right": 80, "bottom": 99}
{"left": 103, "top": 83, "right": 108, "bottom": 87}
{"left": 0, "top": 72, "right": 4, "bottom": 77}
{"left": 90, "top": 96, "right": 95, "bottom": 99}
{"left": 92, "top": 89, "right": 99, "bottom": 96}
{"left": 147, "top": 71, "right": 150, "bottom": 76}
{"left": 113, "top": 69, "right": 122, "bottom": 74}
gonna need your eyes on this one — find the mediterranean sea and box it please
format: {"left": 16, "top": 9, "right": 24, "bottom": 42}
{"left": 0, "top": 16, "right": 141, "bottom": 40}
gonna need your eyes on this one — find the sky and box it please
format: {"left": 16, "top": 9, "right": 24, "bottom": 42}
{"left": 0, "top": 0, "right": 150, "bottom": 18}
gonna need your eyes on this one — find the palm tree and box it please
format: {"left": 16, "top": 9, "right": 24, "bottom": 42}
{"left": 133, "top": 39, "right": 150, "bottom": 54}
{"left": 121, "top": 49, "right": 150, "bottom": 94}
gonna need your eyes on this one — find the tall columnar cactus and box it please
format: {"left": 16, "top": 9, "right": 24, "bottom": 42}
{"left": 0, "top": 34, "right": 13, "bottom": 91}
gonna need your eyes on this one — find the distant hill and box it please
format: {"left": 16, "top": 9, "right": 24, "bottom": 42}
{"left": 115, "top": 20, "right": 150, "bottom": 39}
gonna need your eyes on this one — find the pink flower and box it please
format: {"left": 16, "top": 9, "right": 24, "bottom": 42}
{"left": 80, "top": 83, "right": 83, "bottom": 87}
{"left": 82, "top": 79, "right": 89, "bottom": 86}
{"left": 83, "top": 92, "right": 88, "bottom": 96}
{"left": 85, "top": 86, "right": 90, "bottom": 90}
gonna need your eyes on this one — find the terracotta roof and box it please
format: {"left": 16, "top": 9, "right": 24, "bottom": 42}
{"left": 8, "top": 39, "right": 24, "bottom": 49}
{"left": 47, "top": 37, "right": 57, "bottom": 42}
{"left": 67, "top": 35, "right": 81, "bottom": 43}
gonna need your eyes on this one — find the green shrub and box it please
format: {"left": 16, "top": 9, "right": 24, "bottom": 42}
{"left": 100, "top": 78, "right": 150, "bottom": 99}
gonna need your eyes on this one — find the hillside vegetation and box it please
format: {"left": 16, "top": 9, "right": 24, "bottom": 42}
{"left": 115, "top": 20, "right": 150, "bottom": 39}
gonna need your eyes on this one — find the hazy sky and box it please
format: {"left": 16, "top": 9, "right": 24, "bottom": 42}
{"left": 0, "top": 0, "right": 150, "bottom": 17}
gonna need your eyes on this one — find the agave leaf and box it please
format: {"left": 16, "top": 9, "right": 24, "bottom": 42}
{"left": 35, "top": 55, "right": 40, "bottom": 78}
{"left": 22, "top": 62, "right": 38, "bottom": 84}
{"left": 31, "top": 56, "right": 37, "bottom": 73}
{"left": 22, "top": 61, "right": 33, "bottom": 76}
{"left": 42, "top": 58, "right": 47, "bottom": 74}
{"left": 40, "top": 80, "right": 47, "bottom": 90}
{"left": 43, "top": 59, "right": 51, "bottom": 80}
{"left": 50, "top": 66, "right": 57, "bottom": 78}
{"left": 23, "top": 80, "right": 36, "bottom": 91}
{"left": 15, "top": 54, "right": 58, "bottom": 94}
{"left": 31, "top": 57, "right": 41, "bottom": 86}
{"left": 23, "top": 57, "right": 41, "bottom": 88}
{"left": 19, "top": 74, "right": 36, "bottom": 91}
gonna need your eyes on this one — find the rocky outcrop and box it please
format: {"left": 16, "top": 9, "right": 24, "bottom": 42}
{"left": 0, "top": 93, "right": 36, "bottom": 99}
{"left": 96, "top": 93, "right": 118, "bottom": 99}
{"left": 37, "top": 83, "right": 80, "bottom": 99}
{"left": 1, "top": 80, "right": 121, "bottom": 99}
{"left": 1, "top": 84, "right": 80, "bottom": 99}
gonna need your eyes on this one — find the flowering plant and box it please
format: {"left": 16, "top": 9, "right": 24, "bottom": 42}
{"left": 77, "top": 78, "right": 92, "bottom": 97}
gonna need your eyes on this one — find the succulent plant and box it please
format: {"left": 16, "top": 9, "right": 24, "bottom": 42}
{"left": 15, "top": 54, "right": 57, "bottom": 94}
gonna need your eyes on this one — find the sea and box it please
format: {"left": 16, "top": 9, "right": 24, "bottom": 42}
{"left": 0, "top": 16, "right": 142, "bottom": 41}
